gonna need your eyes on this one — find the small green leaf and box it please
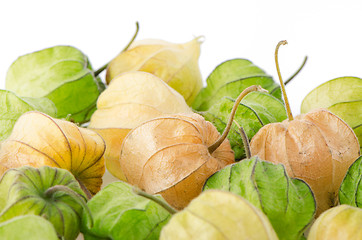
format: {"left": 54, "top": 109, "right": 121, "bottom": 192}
{"left": 339, "top": 156, "right": 362, "bottom": 207}
{"left": 301, "top": 77, "right": 362, "bottom": 151}
{"left": 192, "top": 59, "right": 281, "bottom": 111}
{"left": 6, "top": 45, "right": 102, "bottom": 123}
{"left": 81, "top": 181, "right": 171, "bottom": 240}
{"left": 0, "top": 166, "right": 88, "bottom": 240}
{"left": 203, "top": 156, "right": 316, "bottom": 240}
{"left": 0, "top": 90, "right": 56, "bottom": 141}
{"left": 200, "top": 92, "right": 287, "bottom": 160}
{"left": 0, "top": 215, "right": 59, "bottom": 240}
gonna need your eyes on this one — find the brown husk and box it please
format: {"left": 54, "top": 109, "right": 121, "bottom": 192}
{"left": 250, "top": 108, "right": 360, "bottom": 216}
{"left": 120, "top": 113, "right": 235, "bottom": 209}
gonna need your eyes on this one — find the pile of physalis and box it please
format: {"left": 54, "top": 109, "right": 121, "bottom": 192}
{"left": 0, "top": 22, "right": 361, "bottom": 240}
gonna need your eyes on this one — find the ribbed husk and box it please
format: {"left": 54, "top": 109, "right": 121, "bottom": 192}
{"left": 250, "top": 109, "right": 360, "bottom": 216}
{"left": 105, "top": 38, "right": 203, "bottom": 105}
{"left": 0, "top": 111, "right": 106, "bottom": 195}
{"left": 120, "top": 113, "right": 235, "bottom": 209}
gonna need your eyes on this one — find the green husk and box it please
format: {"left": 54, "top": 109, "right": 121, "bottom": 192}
{"left": 301, "top": 77, "right": 362, "bottom": 151}
{"left": 200, "top": 91, "right": 287, "bottom": 160}
{"left": 0, "top": 215, "right": 59, "bottom": 240}
{"left": 0, "top": 166, "right": 90, "bottom": 240}
{"left": 81, "top": 181, "right": 171, "bottom": 240}
{"left": 0, "top": 90, "right": 56, "bottom": 141}
{"left": 203, "top": 156, "right": 316, "bottom": 240}
{"left": 6, "top": 45, "right": 103, "bottom": 123}
{"left": 192, "top": 59, "right": 282, "bottom": 111}
{"left": 339, "top": 156, "right": 362, "bottom": 207}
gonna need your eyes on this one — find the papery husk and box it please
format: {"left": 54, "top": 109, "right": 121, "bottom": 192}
{"left": 105, "top": 37, "right": 203, "bottom": 105}
{"left": 250, "top": 108, "right": 360, "bottom": 216}
{"left": 89, "top": 71, "right": 192, "bottom": 181}
{"left": 120, "top": 113, "right": 235, "bottom": 209}
{"left": 160, "top": 190, "right": 278, "bottom": 240}
{"left": 307, "top": 204, "right": 362, "bottom": 240}
{"left": 301, "top": 76, "right": 362, "bottom": 152}
{"left": 94, "top": 128, "right": 130, "bottom": 181}
{"left": 0, "top": 111, "right": 106, "bottom": 195}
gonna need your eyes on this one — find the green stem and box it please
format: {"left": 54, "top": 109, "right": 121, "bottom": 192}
{"left": 44, "top": 185, "right": 94, "bottom": 229}
{"left": 270, "top": 55, "right": 308, "bottom": 95}
{"left": 233, "top": 120, "right": 251, "bottom": 159}
{"left": 284, "top": 56, "right": 308, "bottom": 85}
{"left": 208, "top": 85, "right": 267, "bottom": 154}
{"left": 275, "top": 40, "right": 293, "bottom": 121}
{"left": 94, "top": 22, "right": 140, "bottom": 77}
{"left": 133, "top": 187, "right": 177, "bottom": 215}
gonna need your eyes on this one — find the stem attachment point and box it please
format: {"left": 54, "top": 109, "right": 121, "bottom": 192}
{"left": 208, "top": 85, "right": 267, "bottom": 154}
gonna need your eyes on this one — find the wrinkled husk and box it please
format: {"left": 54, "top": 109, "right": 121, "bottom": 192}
{"left": 0, "top": 111, "right": 106, "bottom": 195}
{"left": 89, "top": 71, "right": 192, "bottom": 180}
{"left": 250, "top": 109, "right": 360, "bottom": 216}
{"left": 308, "top": 205, "right": 362, "bottom": 240}
{"left": 120, "top": 113, "right": 235, "bottom": 209}
{"left": 105, "top": 38, "right": 203, "bottom": 105}
{"left": 203, "top": 156, "right": 316, "bottom": 240}
{"left": 301, "top": 77, "right": 362, "bottom": 151}
{"left": 160, "top": 190, "right": 278, "bottom": 240}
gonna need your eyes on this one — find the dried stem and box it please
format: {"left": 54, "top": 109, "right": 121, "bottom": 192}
{"left": 133, "top": 187, "right": 177, "bottom": 215}
{"left": 233, "top": 120, "right": 251, "bottom": 159}
{"left": 94, "top": 22, "right": 140, "bottom": 77}
{"left": 275, "top": 40, "right": 293, "bottom": 121}
{"left": 208, "top": 85, "right": 267, "bottom": 154}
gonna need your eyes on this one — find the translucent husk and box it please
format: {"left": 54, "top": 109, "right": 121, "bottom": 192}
{"left": 250, "top": 41, "right": 360, "bottom": 216}
{"left": 105, "top": 37, "right": 204, "bottom": 105}
{"left": 0, "top": 111, "right": 106, "bottom": 196}
{"left": 88, "top": 71, "right": 192, "bottom": 180}
{"left": 120, "top": 86, "right": 264, "bottom": 209}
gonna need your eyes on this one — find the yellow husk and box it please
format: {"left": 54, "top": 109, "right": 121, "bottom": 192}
{"left": 160, "top": 190, "right": 278, "bottom": 240}
{"left": 89, "top": 71, "right": 192, "bottom": 181}
{"left": 105, "top": 37, "right": 204, "bottom": 105}
{"left": 308, "top": 205, "right": 362, "bottom": 239}
{"left": 0, "top": 111, "right": 105, "bottom": 195}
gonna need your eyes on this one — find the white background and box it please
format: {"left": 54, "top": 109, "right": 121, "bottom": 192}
{"left": 0, "top": 0, "right": 361, "bottom": 115}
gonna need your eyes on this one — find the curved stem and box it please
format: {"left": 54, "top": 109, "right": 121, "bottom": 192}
{"left": 208, "top": 85, "right": 267, "bottom": 154}
{"left": 133, "top": 187, "right": 177, "bottom": 215}
{"left": 275, "top": 40, "right": 293, "bottom": 121}
{"left": 284, "top": 56, "right": 308, "bottom": 85}
{"left": 233, "top": 120, "right": 251, "bottom": 159}
{"left": 270, "top": 55, "right": 308, "bottom": 95}
{"left": 44, "top": 185, "right": 94, "bottom": 228}
{"left": 94, "top": 22, "right": 140, "bottom": 77}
